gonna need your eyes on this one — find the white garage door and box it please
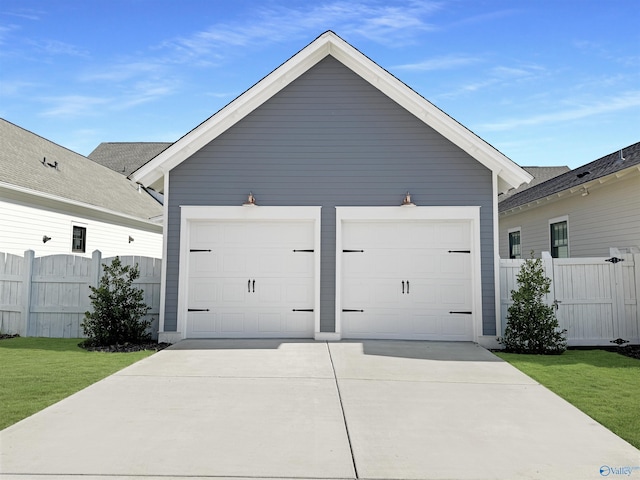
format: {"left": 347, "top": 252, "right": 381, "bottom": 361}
{"left": 341, "top": 220, "right": 474, "bottom": 340}
{"left": 186, "top": 220, "right": 315, "bottom": 338}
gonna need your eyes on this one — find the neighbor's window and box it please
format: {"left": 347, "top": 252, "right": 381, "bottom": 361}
{"left": 72, "top": 226, "right": 87, "bottom": 253}
{"left": 509, "top": 230, "right": 521, "bottom": 259}
{"left": 550, "top": 221, "right": 568, "bottom": 258}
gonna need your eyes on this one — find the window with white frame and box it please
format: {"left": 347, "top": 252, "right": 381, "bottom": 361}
{"left": 508, "top": 229, "right": 521, "bottom": 259}
{"left": 72, "top": 225, "right": 87, "bottom": 253}
{"left": 550, "top": 218, "right": 568, "bottom": 258}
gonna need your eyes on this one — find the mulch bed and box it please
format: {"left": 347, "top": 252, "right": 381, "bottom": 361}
{"left": 616, "top": 344, "right": 640, "bottom": 360}
{"left": 79, "top": 341, "right": 171, "bottom": 353}
{"left": 0, "top": 333, "right": 20, "bottom": 340}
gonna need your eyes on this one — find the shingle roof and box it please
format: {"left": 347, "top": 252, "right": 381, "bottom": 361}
{"left": 88, "top": 142, "right": 171, "bottom": 176}
{"left": 0, "top": 118, "right": 163, "bottom": 221}
{"left": 499, "top": 141, "right": 640, "bottom": 212}
{"left": 498, "top": 166, "right": 570, "bottom": 202}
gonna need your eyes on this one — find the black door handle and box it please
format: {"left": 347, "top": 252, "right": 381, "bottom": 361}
{"left": 252, "top": 279, "right": 255, "bottom": 293}
{"left": 407, "top": 280, "right": 410, "bottom": 294}
{"left": 248, "top": 279, "right": 251, "bottom": 293}
{"left": 402, "top": 280, "right": 405, "bottom": 294}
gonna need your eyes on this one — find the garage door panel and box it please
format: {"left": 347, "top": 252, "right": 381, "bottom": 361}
{"left": 286, "top": 282, "right": 314, "bottom": 304}
{"left": 189, "top": 251, "right": 220, "bottom": 277}
{"left": 189, "top": 279, "right": 219, "bottom": 306}
{"left": 411, "top": 314, "right": 440, "bottom": 335}
{"left": 439, "top": 280, "right": 472, "bottom": 307}
{"left": 341, "top": 219, "right": 474, "bottom": 341}
{"left": 220, "top": 312, "right": 248, "bottom": 334}
{"left": 187, "top": 219, "right": 316, "bottom": 338}
{"left": 343, "top": 279, "right": 400, "bottom": 307}
{"left": 286, "top": 311, "right": 314, "bottom": 333}
{"left": 191, "top": 223, "right": 224, "bottom": 246}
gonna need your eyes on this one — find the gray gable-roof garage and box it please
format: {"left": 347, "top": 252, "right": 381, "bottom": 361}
{"left": 132, "top": 32, "right": 531, "bottom": 346}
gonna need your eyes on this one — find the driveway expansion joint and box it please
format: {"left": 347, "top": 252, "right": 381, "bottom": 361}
{"left": 326, "top": 342, "right": 359, "bottom": 479}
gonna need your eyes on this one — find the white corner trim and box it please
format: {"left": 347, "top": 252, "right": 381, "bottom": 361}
{"left": 334, "top": 206, "right": 483, "bottom": 342}
{"left": 493, "top": 172, "right": 502, "bottom": 338}
{"left": 157, "top": 173, "right": 170, "bottom": 336}
{"left": 176, "top": 206, "right": 322, "bottom": 339}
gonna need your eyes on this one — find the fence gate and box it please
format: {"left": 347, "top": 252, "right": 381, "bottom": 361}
{"left": 501, "top": 254, "right": 639, "bottom": 346}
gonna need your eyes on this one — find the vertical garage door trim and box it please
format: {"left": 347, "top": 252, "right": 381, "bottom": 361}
{"left": 177, "top": 206, "right": 322, "bottom": 339}
{"left": 335, "top": 206, "right": 482, "bottom": 341}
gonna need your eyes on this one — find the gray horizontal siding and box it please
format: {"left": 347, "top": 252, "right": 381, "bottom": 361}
{"left": 166, "top": 56, "right": 496, "bottom": 335}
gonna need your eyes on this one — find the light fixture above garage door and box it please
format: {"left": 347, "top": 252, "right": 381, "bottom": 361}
{"left": 243, "top": 192, "right": 257, "bottom": 206}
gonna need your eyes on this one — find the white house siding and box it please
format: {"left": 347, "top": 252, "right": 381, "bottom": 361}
{"left": 499, "top": 172, "right": 640, "bottom": 258}
{"left": 0, "top": 191, "right": 162, "bottom": 258}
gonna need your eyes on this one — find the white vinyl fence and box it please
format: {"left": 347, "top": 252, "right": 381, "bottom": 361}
{"left": 500, "top": 254, "right": 640, "bottom": 346}
{"left": 0, "top": 250, "right": 161, "bottom": 339}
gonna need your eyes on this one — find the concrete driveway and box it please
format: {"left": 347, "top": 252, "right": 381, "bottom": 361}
{"left": 1, "top": 340, "right": 638, "bottom": 480}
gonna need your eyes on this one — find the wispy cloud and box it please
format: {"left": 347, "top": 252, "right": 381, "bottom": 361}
{"left": 479, "top": 91, "right": 640, "bottom": 131}
{"left": 81, "top": 62, "right": 166, "bottom": 82}
{"left": 0, "top": 24, "right": 19, "bottom": 46}
{"left": 160, "top": 0, "right": 443, "bottom": 63}
{"left": 437, "top": 63, "right": 545, "bottom": 98}
{"left": 394, "top": 54, "right": 481, "bottom": 71}
{"left": 40, "top": 95, "right": 110, "bottom": 118}
{"left": 0, "top": 8, "right": 42, "bottom": 21}
{"left": 30, "top": 39, "right": 89, "bottom": 57}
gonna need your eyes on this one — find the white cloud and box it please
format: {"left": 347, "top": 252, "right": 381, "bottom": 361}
{"left": 40, "top": 95, "right": 110, "bottom": 118}
{"left": 394, "top": 54, "right": 481, "bottom": 71}
{"left": 479, "top": 91, "right": 640, "bottom": 131}
{"left": 160, "top": 0, "right": 443, "bottom": 62}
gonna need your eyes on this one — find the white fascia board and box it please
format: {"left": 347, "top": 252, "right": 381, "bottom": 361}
{"left": 132, "top": 31, "right": 531, "bottom": 191}
{"left": 0, "top": 181, "right": 162, "bottom": 230}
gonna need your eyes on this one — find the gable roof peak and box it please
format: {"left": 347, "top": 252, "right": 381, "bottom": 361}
{"left": 131, "top": 32, "right": 531, "bottom": 192}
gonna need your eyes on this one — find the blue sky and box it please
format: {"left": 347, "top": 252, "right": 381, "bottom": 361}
{"left": 1, "top": 0, "right": 638, "bottom": 168}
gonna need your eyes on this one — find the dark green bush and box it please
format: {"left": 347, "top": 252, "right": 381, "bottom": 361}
{"left": 499, "top": 254, "right": 567, "bottom": 354}
{"left": 82, "top": 257, "right": 151, "bottom": 346}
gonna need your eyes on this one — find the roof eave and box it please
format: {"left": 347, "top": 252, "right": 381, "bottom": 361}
{"left": 499, "top": 163, "right": 640, "bottom": 216}
{"left": 0, "top": 181, "right": 163, "bottom": 229}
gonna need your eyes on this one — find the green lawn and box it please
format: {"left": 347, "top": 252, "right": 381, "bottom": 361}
{"left": 495, "top": 349, "right": 640, "bottom": 449}
{"left": 0, "top": 337, "right": 154, "bottom": 430}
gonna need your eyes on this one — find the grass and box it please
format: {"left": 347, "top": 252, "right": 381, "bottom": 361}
{"left": 495, "top": 349, "right": 640, "bottom": 449}
{"left": 0, "top": 337, "right": 154, "bottom": 430}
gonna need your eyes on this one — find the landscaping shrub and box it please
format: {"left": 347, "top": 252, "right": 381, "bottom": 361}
{"left": 82, "top": 257, "right": 151, "bottom": 346}
{"left": 499, "top": 254, "right": 567, "bottom": 354}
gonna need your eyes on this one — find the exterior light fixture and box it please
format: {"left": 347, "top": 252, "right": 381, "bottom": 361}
{"left": 128, "top": 236, "right": 134, "bottom": 243}
{"left": 243, "top": 192, "right": 257, "bottom": 206}
{"left": 43, "top": 235, "right": 52, "bottom": 243}
{"left": 401, "top": 192, "right": 416, "bottom": 206}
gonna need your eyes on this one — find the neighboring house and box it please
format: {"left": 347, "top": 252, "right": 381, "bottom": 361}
{"left": 0, "top": 118, "right": 164, "bottom": 258}
{"left": 499, "top": 166, "right": 570, "bottom": 202}
{"left": 88, "top": 142, "right": 172, "bottom": 176}
{"left": 89, "top": 142, "right": 171, "bottom": 204}
{"left": 499, "top": 142, "right": 640, "bottom": 259}
{"left": 131, "top": 31, "right": 531, "bottom": 345}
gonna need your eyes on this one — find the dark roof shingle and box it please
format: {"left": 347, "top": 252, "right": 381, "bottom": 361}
{"left": 88, "top": 142, "right": 172, "bottom": 177}
{"left": 499, "top": 141, "right": 640, "bottom": 212}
